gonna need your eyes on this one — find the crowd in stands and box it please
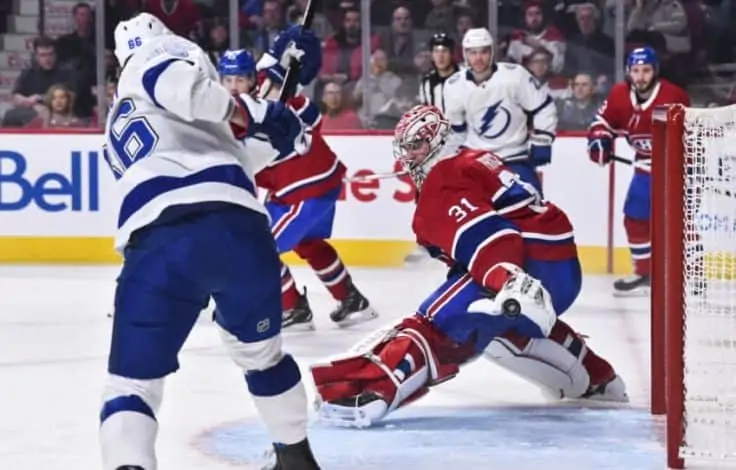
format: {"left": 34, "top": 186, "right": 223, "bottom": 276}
{"left": 1, "top": 0, "right": 734, "bottom": 131}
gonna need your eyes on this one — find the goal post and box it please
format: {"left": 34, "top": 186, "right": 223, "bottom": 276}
{"left": 652, "top": 104, "right": 736, "bottom": 468}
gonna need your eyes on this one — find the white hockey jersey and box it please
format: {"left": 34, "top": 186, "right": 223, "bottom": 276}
{"left": 104, "top": 34, "right": 269, "bottom": 251}
{"left": 443, "top": 62, "right": 557, "bottom": 161}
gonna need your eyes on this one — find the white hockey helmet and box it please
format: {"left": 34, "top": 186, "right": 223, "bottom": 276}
{"left": 462, "top": 27, "right": 494, "bottom": 62}
{"left": 114, "top": 13, "right": 172, "bottom": 66}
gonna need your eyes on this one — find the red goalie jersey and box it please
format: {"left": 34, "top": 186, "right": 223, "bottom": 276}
{"left": 414, "top": 148, "right": 577, "bottom": 292}
{"left": 589, "top": 79, "right": 689, "bottom": 172}
{"left": 255, "top": 94, "right": 346, "bottom": 204}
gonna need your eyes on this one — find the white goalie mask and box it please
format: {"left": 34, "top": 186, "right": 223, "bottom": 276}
{"left": 114, "top": 13, "right": 172, "bottom": 66}
{"left": 393, "top": 105, "right": 451, "bottom": 188}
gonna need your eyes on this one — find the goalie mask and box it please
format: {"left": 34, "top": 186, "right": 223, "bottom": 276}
{"left": 393, "top": 105, "right": 451, "bottom": 188}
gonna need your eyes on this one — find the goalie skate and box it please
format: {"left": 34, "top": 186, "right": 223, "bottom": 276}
{"left": 314, "top": 392, "right": 388, "bottom": 429}
{"left": 580, "top": 375, "right": 629, "bottom": 402}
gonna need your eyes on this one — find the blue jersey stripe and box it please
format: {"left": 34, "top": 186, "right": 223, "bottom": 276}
{"left": 453, "top": 214, "right": 518, "bottom": 267}
{"left": 118, "top": 164, "right": 256, "bottom": 228}
{"left": 141, "top": 58, "right": 194, "bottom": 109}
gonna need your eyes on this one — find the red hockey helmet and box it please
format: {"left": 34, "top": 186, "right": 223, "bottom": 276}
{"left": 393, "top": 104, "right": 451, "bottom": 187}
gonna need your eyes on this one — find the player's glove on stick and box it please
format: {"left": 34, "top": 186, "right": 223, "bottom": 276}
{"left": 588, "top": 130, "right": 613, "bottom": 165}
{"left": 233, "top": 94, "right": 311, "bottom": 156}
{"left": 467, "top": 271, "right": 557, "bottom": 338}
{"left": 529, "top": 131, "right": 554, "bottom": 166}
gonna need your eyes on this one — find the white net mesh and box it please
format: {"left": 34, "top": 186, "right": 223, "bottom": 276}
{"left": 681, "top": 105, "right": 736, "bottom": 461}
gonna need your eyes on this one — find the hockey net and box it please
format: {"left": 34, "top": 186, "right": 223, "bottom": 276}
{"left": 652, "top": 104, "right": 736, "bottom": 468}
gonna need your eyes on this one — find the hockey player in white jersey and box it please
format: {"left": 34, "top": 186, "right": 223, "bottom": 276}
{"left": 443, "top": 27, "right": 557, "bottom": 193}
{"left": 100, "top": 13, "right": 320, "bottom": 470}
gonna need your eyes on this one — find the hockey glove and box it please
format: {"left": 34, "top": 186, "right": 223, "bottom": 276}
{"left": 256, "top": 25, "right": 322, "bottom": 86}
{"left": 529, "top": 131, "right": 554, "bottom": 166}
{"left": 467, "top": 271, "right": 557, "bottom": 338}
{"left": 255, "top": 100, "right": 311, "bottom": 157}
{"left": 588, "top": 131, "right": 613, "bottom": 165}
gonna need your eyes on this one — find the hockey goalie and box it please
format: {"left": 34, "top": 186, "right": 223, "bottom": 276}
{"left": 310, "top": 105, "right": 628, "bottom": 428}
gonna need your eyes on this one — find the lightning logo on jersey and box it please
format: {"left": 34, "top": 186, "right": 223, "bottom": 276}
{"left": 443, "top": 64, "right": 557, "bottom": 162}
{"left": 476, "top": 100, "right": 511, "bottom": 139}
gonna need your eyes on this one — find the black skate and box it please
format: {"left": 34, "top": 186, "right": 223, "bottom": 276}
{"left": 265, "top": 438, "right": 321, "bottom": 470}
{"left": 116, "top": 466, "right": 143, "bottom": 470}
{"left": 282, "top": 290, "right": 315, "bottom": 330}
{"left": 613, "top": 274, "right": 650, "bottom": 297}
{"left": 329, "top": 281, "right": 379, "bottom": 327}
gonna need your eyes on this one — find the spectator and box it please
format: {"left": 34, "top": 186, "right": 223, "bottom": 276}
{"left": 320, "top": 7, "right": 380, "bottom": 89}
{"left": 563, "top": 3, "right": 615, "bottom": 80}
{"left": 203, "top": 19, "right": 230, "bottom": 66}
{"left": 11, "top": 37, "right": 79, "bottom": 121}
{"left": 54, "top": 2, "right": 97, "bottom": 118}
{"left": 55, "top": 2, "right": 95, "bottom": 71}
{"left": 379, "top": 6, "right": 432, "bottom": 78}
{"left": 557, "top": 73, "right": 602, "bottom": 130}
{"left": 321, "top": 81, "right": 362, "bottom": 130}
{"left": 524, "top": 48, "right": 569, "bottom": 98}
{"left": 627, "top": 0, "right": 691, "bottom": 55}
{"left": 425, "top": 0, "right": 456, "bottom": 34}
{"left": 452, "top": 9, "right": 475, "bottom": 64}
{"left": 25, "top": 85, "right": 87, "bottom": 129}
{"left": 372, "top": 79, "right": 418, "bottom": 130}
{"left": 144, "top": 0, "right": 201, "bottom": 38}
{"left": 507, "top": 0, "right": 567, "bottom": 73}
{"left": 352, "top": 49, "right": 402, "bottom": 126}
{"left": 249, "top": 0, "right": 287, "bottom": 58}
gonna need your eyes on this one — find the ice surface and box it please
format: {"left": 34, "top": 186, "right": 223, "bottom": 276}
{"left": 0, "top": 263, "right": 676, "bottom": 469}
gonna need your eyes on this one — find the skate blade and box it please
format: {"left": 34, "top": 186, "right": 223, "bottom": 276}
{"left": 334, "top": 307, "right": 380, "bottom": 328}
{"left": 282, "top": 320, "right": 316, "bottom": 332}
{"left": 612, "top": 288, "right": 650, "bottom": 298}
{"left": 316, "top": 401, "right": 375, "bottom": 428}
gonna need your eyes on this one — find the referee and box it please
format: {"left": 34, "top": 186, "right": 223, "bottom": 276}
{"left": 418, "top": 33, "right": 460, "bottom": 113}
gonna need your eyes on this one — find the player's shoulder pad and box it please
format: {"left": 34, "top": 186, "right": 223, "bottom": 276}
{"left": 446, "top": 70, "right": 463, "bottom": 85}
{"left": 141, "top": 35, "right": 199, "bottom": 68}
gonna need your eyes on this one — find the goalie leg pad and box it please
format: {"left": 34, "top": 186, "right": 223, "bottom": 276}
{"left": 311, "top": 315, "right": 473, "bottom": 427}
{"left": 484, "top": 320, "right": 628, "bottom": 402}
{"left": 485, "top": 330, "right": 591, "bottom": 400}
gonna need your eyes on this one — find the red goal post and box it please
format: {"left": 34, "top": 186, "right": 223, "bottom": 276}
{"left": 652, "top": 104, "right": 736, "bottom": 469}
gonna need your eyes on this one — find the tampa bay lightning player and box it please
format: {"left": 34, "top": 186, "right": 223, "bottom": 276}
{"left": 100, "top": 13, "right": 320, "bottom": 470}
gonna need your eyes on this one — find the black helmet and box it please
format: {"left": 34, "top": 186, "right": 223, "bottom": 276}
{"left": 429, "top": 33, "right": 455, "bottom": 50}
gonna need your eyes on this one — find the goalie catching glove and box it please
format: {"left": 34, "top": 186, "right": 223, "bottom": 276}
{"left": 468, "top": 268, "right": 557, "bottom": 338}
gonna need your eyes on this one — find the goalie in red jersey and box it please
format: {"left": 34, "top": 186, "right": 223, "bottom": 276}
{"left": 219, "top": 28, "right": 377, "bottom": 329}
{"left": 310, "top": 105, "right": 628, "bottom": 428}
{"left": 588, "top": 47, "right": 690, "bottom": 296}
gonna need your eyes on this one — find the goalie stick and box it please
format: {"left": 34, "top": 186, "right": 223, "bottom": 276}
{"left": 278, "top": 0, "right": 318, "bottom": 102}
{"left": 343, "top": 171, "right": 408, "bottom": 183}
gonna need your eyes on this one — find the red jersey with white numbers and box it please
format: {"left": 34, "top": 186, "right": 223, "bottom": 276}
{"left": 589, "top": 79, "right": 689, "bottom": 173}
{"left": 414, "top": 149, "right": 577, "bottom": 292}
{"left": 255, "top": 94, "right": 346, "bottom": 204}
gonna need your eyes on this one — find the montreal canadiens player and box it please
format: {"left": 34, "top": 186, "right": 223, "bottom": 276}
{"left": 443, "top": 27, "right": 557, "bottom": 194}
{"left": 218, "top": 31, "right": 377, "bottom": 328}
{"left": 588, "top": 47, "right": 689, "bottom": 295}
{"left": 101, "top": 14, "right": 321, "bottom": 469}
{"left": 310, "top": 105, "right": 627, "bottom": 427}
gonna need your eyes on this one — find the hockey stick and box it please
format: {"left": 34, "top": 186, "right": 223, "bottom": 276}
{"left": 343, "top": 171, "right": 408, "bottom": 183}
{"left": 278, "top": 0, "right": 318, "bottom": 102}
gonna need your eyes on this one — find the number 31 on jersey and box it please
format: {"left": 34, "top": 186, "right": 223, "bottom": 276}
{"left": 448, "top": 198, "right": 480, "bottom": 222}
